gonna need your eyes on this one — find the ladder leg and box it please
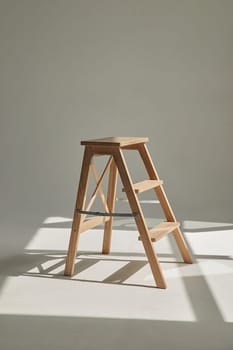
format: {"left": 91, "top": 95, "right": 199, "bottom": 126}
{"left": 138, "top": 143, "right": 193, "bottom": 264}
{"left": 64, "top": 147, "right": 93, "bottom": 276}
{"left": 172, "top": 227, "right": 192, "bottom": 263}
{"left": 113, "top": 148, "right": 167, "bottom": 288}
{"left": 102, "top": 160, "right": 118, "bottom": 254}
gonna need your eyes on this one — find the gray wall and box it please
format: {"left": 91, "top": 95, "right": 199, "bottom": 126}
{"left": 1, "top": 0, "right": 233, "bottom": 230}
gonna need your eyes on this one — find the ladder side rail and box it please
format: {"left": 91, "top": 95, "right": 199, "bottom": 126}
{"left": 113, "top": 148, "right": 167, "bottom": 289}
{"left": 102, "top": 160, "right": 118, "bottom": 253}
{"left": 64, "top": 146, "right": 93, "bottom": 276}
{"left": 137, "top": 143, "right": 176, "bottom": 222}
{"left": 138, "top": 143, "right": 192, "bottom": 264}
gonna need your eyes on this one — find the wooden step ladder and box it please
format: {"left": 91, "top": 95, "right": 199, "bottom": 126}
{"left": 64, "top": 137, "right": 192, "bottom": 288}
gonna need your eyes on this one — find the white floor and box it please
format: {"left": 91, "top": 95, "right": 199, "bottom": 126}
{"left": 0, "top": 217, "right": 233, "bottom": 350}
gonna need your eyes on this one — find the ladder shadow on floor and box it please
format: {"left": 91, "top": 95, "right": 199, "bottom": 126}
{"left": 41, "top": 218, "right": 233, "bottom": 233}
{"left": 19, "top": 250, "right": 187, "bottom": 289}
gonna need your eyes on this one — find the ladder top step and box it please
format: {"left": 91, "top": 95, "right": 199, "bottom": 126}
{"left": 81, "top": 137, "right": 149, "bottom": 147}
{"left": 123, "top": 179, "right": 163, "bottom": 193}
{"left": 139, "top": 221, "right": 180, "bottom": 242}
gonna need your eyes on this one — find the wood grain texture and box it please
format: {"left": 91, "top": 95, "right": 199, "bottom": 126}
{"left": 138, "top": 221, "right": 180, "bottom": 242}
{"left": 64, "top": 137, "right": 192, "bottom": 288}
{"left": 138, "top": 143, "right": 193, "bottom": 263}
{"left": 123, "top": 179, "right": 163, "bottom": 193}
{"left": 112, "top": 148, "right": 167, "bottom": 289}
{"left": 102, "top": 160, "right": 118, "bottom": 254}
{"left": 64, "top": 146, "right": 93, "bottom": 276}
{"left": 81, "top": 137, "right": 148, "bottom": 147}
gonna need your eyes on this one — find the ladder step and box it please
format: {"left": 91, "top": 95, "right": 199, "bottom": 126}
{"left": 80, "top": 216, "right": 110, "bottom": 233}
{"left": 138, "top": 221, "right": 180, "bottom": 242}
{"left": 122, "top": 179, "right": 163, "bottom": 193}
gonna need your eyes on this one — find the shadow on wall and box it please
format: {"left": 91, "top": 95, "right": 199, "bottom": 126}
{"left": 1, "top": 0, "right": 233, "bottom": 233}
{"left": 0, "top": 1, "right": 233, "bottom": 346}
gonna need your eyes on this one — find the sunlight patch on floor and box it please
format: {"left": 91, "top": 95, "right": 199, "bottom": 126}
{"left": 1, "top": 217, "right": 232, "bottom": 323}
